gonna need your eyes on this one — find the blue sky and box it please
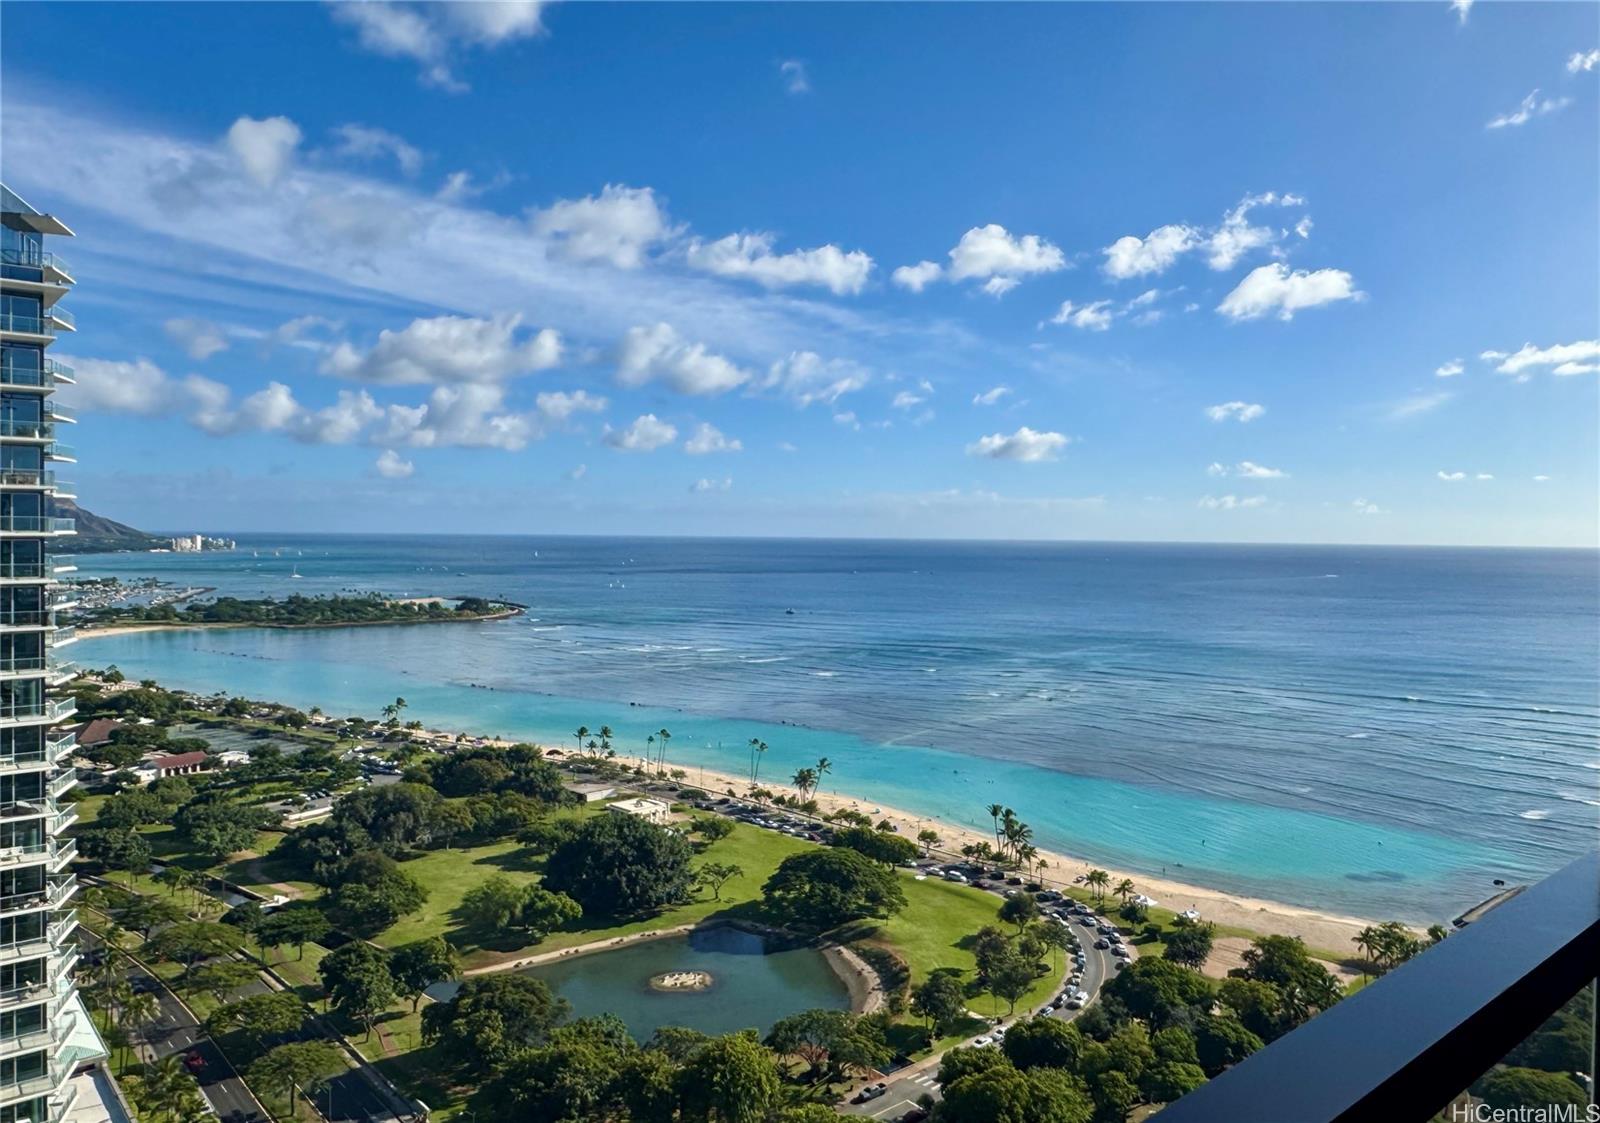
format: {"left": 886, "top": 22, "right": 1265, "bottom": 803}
{"left": 4, "top": 1, "right": 1597, "bottom": 544}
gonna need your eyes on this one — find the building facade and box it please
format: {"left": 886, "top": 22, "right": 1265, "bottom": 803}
{"left": 1, "top": 184, "right": 104, "bottom": 1122}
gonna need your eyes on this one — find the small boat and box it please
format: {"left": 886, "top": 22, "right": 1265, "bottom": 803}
{"left": 290, "top": 566, "right": 302, "bottom": 579}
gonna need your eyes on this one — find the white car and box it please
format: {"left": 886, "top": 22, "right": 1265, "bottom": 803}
{"left": 1064, "top": 997, "right": 1084, "bottom": 1010}
{"left": 972, "top": 1034, "right": 993, "bottom": 1047}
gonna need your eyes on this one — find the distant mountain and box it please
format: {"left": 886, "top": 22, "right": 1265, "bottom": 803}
{"left": 49, "top": 499, "right": 164, "bottom": 552}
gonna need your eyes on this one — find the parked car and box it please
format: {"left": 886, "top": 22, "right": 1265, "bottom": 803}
{"left": 1065, "top": 996, "right": 1085, "bottom": 1010}
{"left": 898, "top": 1108, "right": 929, "bottom": 1123}
{"left": 852, "top": 1083, "right": 888, "bottom": 1104}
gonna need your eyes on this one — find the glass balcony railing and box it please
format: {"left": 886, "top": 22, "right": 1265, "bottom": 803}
{"left": 0, "top": 557, "right": 61, "bottom": 582}
{"left": 0, "top": 515, "right": 74, "bottom": 534}
{"left": 0, "top": 469, "right": 59, "bottom": 488}
{"left": 44, "top": 443, "right": 74, "bottom": 461}
{"left": 42, "top": 306, "right": 73, "bottom": 330}
{"left": 0, "top": 419, "right": 54, "bottom": 440}
{"left": 0, "top": 248, "right": 71, "bottom": 279}
{"left": 0, "top": 355, "right": 70, "bottom": 388}
{"left": 41, "top": 402, "right": 72, "bottom": 424}
{"left": 0, "top": 876, "right": 77, "bottom": 918}
{"left": 0, "top": 698, "right": 75, "bottom": 725}
{"left": 0, "top": 312, "right": 52, "bottom": 337}
{"left": 47, "top": 625, "right": 76, "bottom": 646}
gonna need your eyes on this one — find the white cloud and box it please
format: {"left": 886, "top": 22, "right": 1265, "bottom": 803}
{"left": 1199, "top": 494, "right": 1267, "bottom": 510}
{"left": 163, "top": 318, "right": 229, "bottom": 360}
{"left": 1476, "top": 473, "right": 1494, "bottom": 480}
{"left": 690, "top": 476, "right": 733, "bottom": 493}
{"left": 966, "top": 426, "right": 1070, "bottom": 462}
{"left": 777, "top": 441, "right": 798, "bottom": 453}
{"left": 779, "top": 59, "right": 810, "bottom": 94}
{"left": 1351, "top": 498, "right": 1385, "bottom": 515}
{"left": 376, "top": 383, "right": 538, "bottom": 449}
{"left": 225, "top": 116, "right": 301, "bottom": 188}
{"left": 1388, "top": 391, "right": 1453, "bottom": 420}
{"left": 1486, "top": 90, "right": 1573, "bottom": 130}
{"left": 1533, "top": 474, "right": 1550, "bottom": 482}
{"left": 567, "top": 464, "right": 587, "bottom": 481}
{"left": 1205, "top": 400, "right": 1265, "bottom": 423}
{"left": 972, "top": 385, "right": 1011, "bottom": 406}
{"left": 941, "top": 225, "right": 1066, "bottom": 293}
{"left": 375, "top": 449, "right": 415, "bottom": 478}
{"left": 533, "top": 389, "right": 607, "bottom": 422}
{"left": 331, "top": 123, "right": 423, "bottom": 176}
{"left": 1435, "top": 358, "right": 1464, "bottom": 378}
{"left": 1206, "top": 462, "right": 1228, "bottom": 477}
{"left": 685, "top": 232, "right": 873, "bottom": 295}
{"left": 1481, "top": 340, "right": 1600, "bottom": 380}
{"left": 273, "top": 315, "right": 343, "bottom": 347}
{"left": 891, "top": 260, "right": 942, "bottom": 292}
{"left": 60, "top": 357, "right": 177, "bottom": 415}
{"left": 321, "top": 313, "right": 561, "bottom": 384}
{"left": 617, "top": 323, "right": 750, "bottom": 396}
{"left": 1236, "top": 461, "right": 1288, "bottom": 479}
{"left": 683, "top": 421, "right": 742, "bottom": 455}
{"left": 1568, "top": 49, "right": 1600, "bottom": 73}
{"left": 1450, "top": 0, "right": 1473, "bottom": 24}
{"left": 1217, "top": 263, "right": 1362, "bottom": 321}
{"left": 531, "top": 184, "right": 674, "bottom": 269}
{"left": 604, "top": 413, "right": 678, "bottom": 452}
{"left": 1206, "top": 193, "right": 1285, "bottom": 270}
{"left": 1104, "top": 193, "right": 1308, "bottom": 279}
{"left": 1102, "top": 224, "right": 1198, "bottom": 280}
{"left": 1046, "top": 299, "right": 1114, "bottom": 331}
{"left": 330, "top": 0, "right": 546, "bottom": 92}
{"left": 832, "top": 410, "right": 860, "bottom": 430}
{"left": 891, "top": 390, "right": 924, "bottom": 410}
{"left": 1437, "top": 470, "right": 1466, "bottom": 481}
{"left": 760, "top": 351, "right": 869, "bottom": 407}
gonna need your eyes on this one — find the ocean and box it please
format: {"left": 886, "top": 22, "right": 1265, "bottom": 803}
{"left": 69, "top": 536, "right": 1599, "bottom": 922}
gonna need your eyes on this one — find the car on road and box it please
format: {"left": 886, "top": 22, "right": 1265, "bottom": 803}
{"left": 1094, "top": 938, "right": 1110, "bottom": 949}
{"left": 1113, "top": 946, "right": 1131, "bottom": 959}
{"left": 1064, "top": 996, "right": 1084, "bottom": 1009}
{"left": 184, "top": 1050, "right": 206, "bottom": 1075}
{"left": 943, "top": 871, "right": 967, "bottom": 883}
{"left": 852, "top": 1083, "right": 888, "bottom": 1104}
{"left": 972, "top": 1034, "right": 993, "bottom": 1046}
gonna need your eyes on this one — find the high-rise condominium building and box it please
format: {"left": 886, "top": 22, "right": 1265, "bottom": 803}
{"left": 1, "top": 183, "right": 105, "bottom": 1122}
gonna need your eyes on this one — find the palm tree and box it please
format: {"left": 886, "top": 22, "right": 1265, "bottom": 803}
{"left": 753, "top": 740, "right": 767, "bottom": 782}
{"left": 986, "top": 804, "right": 1005, "bottom": 853}
{"left": 598, "top": 725, "right": 613, "bottom": 753}
{"left": 1114, "top": 878, "right": 1136, "bottom": 908}
{"left": 645, "top": 733, "right": 655, "bottom": 771}
{"left": 1354, "top": 926, "right": 1378, "bottom": 981}
{"left": 655, "top": 728, "right": 672, "bottom": 774}
{"left": 1016, "top": 843, "right": 1039, "bottom": 880}
{"left": 122, "top": 990, "right": 160, "bottom": 1068}
{"left": 1086, "top": 869, "right": 1110, "bottom": 904}
{"left": 747, "top": 738, "right": 762, "bottom": 783}
{"left": 792, "top": 767, "right": 817, "bottom": 800}
{"left": 814, "top": 757, "right": 833, "bottom": 793}
{"left": 575, "top": 725, "right": 590, "bottom": 754}
{"left": 1002, "top": 815, "right": 1032, "bottom": 865}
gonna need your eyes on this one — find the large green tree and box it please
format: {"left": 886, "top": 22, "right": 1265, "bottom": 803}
{"left": 422, "top": 974, "right": 570, "bottom": 1073}
{"left": 390, "top": 937, "right": 458, "bottom": 1012}
{"left": 318, "top": 941, "right": 396, "bottom": 1034}
{"left": 675, "top": 1032, "right": 781, "bottom": 1123}
{"left": 543, "top": 813, "right": 695, "bottom": 916}
{"left": 761, "top": 848, "right": 907, "bottom": 929}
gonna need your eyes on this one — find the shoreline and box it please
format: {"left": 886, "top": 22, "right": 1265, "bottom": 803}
{"left": 654, "top": 760, "right": 1382, "bottom": 960}
{"left": 78, "top": 607, "right": 523, "bottom": 637}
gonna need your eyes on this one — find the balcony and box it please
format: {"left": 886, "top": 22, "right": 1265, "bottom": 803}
{"left": 0, "top": 557, "right": 65, "bottom": 583}
{"left": 47, "top": 626, "right": 76, "bottom": 648}
{"left": 1157, "top": 849, "right": 1600, "bottom": 1123}
{"left": 0, "top": 311, "right": 52, "bottom": 339}
{"left": 42, "top": 306, "right": 73, "bottom": 332}
{"left": 0, "top": 697, "right": 76, "bottom": 726}
{"left": 0, "top": 831, "right": 79, "bottom": 867}
{"left": 0, "top": 516, "right": 74, "bottom": 536}
{"left": 0, "top": 469, "right": 62, "bottom": 489}
{"left": 0, "top": 876, "right": 77, "bottom": 918}
{"left": 0, "top": 355, "right": 71, "bottom": 391}
{"left": 0, "top": 419, "right": 54, "bottom": 441}
{"left": 0, "top": 1052, "right": 71, "bottom": 1108}
{"left": 0, "top": 609, "right": 55, "bottom": 629}
{"left": 0, "top": 736, "right": 74, "bottom": 774}
{"left": 41, "top": 402, "right": 73, "bottom": 425}
{"left": 47, "top": 768, "right": 76, "bottom": 801}
{"left": 43, "top": 443, "right": 74, "bottom": 463}
{"left": 0, "top": 657, "right": 75, "bottom": 683}
{"left": 0, "top": 248, "right": 72, "bottom": 284}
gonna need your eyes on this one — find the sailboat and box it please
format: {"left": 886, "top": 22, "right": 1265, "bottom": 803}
{"left": 291, "top": 565, "right": 302, "bottom": 579}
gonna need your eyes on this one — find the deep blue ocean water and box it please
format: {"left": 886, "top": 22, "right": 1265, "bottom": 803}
{"left": 71, "top": 536, "right": 1600, "bottom": 921}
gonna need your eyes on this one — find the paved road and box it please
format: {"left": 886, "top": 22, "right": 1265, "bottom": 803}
{"left": 82, "top": 929, "right": 266, "bottom": 1123}
{"left": 838, "top": 887, "right": 1121, "bottom": 1121}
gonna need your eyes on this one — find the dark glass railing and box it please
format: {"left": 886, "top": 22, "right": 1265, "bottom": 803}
{"left": 1158, "top": 850, "right": 1599, "bottom": 1122}
{"left": 0, "top": 312, "right": 50, "bottom": 336}
{"left": 0, "top": 248, "right": 70, "bottom": 278}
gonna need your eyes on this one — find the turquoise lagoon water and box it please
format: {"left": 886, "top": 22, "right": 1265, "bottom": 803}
{"left": 426, "top": 927, "right": 850, "bottom": 1041}
{"left": 71, "top": 536, "right": 1600, "bottom": 922}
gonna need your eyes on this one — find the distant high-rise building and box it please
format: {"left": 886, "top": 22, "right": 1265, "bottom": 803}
{"left": 1, "top": 183, "right": 106, "bottom": 1120}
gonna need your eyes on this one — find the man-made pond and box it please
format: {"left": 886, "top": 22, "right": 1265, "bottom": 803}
{"left": 430, "top": 926, "right": 853, "bottom": 1041}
